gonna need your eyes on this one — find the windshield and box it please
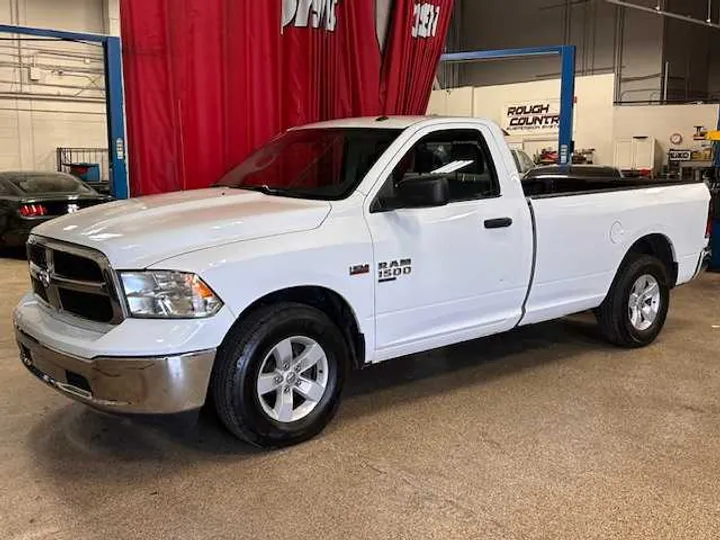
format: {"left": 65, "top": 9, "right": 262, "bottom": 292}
{"left": 4, "top": 172, "right": 94, "bottom": 194}
{"left": 218, "top": 128, "right": 401, "bottom": 199}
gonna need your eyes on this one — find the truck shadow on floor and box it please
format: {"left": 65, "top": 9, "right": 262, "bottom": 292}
{"left": 25, "top": 313, "right": 613, "bottom": 468}
{"left": 344, "top": 314, "right": 604, "bottom": 401}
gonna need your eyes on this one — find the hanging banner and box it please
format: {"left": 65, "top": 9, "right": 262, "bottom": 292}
{"left": 502, "top": 100, "right": 560, "bottom": 136}
{"left": 121, "top": 0, "right": 455, "bottom": 195}
{"left": 380, "top": 0, "right": 455, "bottom": 115}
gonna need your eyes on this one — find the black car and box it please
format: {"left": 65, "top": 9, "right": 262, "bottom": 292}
{"left": 0, "top": 171, "right": 112, "bottom": 248}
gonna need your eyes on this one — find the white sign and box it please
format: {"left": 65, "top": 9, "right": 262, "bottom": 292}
{"left": 503, "top": 100, "right": 560, "bottom": 136}
{"left": 668, "top": 149, "right": 691, "bottom": 162}
{"left": 412, "top": 3, "right": 441, "bottom": 38}
{"left": 282, "top": 0, "right": 339, "bottom": 32}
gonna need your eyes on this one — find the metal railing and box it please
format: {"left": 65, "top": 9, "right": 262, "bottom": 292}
{"left": 56, "top": 147, "right": 110, "bottom": 192}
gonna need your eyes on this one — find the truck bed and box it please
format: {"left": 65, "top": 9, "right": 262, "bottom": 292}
{"left": 522, "top": 175, "right": 702, "bottom": 198}
{"left": 519, "top": 178, "right": 710, "bottom": 326}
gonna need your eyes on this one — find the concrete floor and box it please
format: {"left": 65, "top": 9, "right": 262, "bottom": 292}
{"left": 1, "top": 255, "right": 720, "bottom": 539}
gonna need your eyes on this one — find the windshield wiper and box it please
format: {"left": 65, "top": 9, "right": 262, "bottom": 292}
{"left": 220, "top": 184, "right": 290, "bottom": 196}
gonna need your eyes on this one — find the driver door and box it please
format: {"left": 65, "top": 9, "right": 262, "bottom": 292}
{"left": 365, "top": 124, "right": 533, "bottom": 360}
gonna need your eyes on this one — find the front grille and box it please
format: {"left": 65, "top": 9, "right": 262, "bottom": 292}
{"left": 53, "top": 250, "right": 104, "bottom": 282}
{"left": 27, "top": 237, "right": 124, "bottom": 324}
{"left": 58, "top": 288, "right": 115, "bottom": 323}
{"left": 31, "top": 276, "right": 49, "bottom": 303}
{"left": 28, "top": 243, "right": 47, "bottom": 268}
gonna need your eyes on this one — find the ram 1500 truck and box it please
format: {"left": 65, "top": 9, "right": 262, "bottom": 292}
{"left": 14, "top": 116, "right": 711, "bottom": 447}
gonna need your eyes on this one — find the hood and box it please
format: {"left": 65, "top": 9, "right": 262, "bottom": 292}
{"left": 32, "top": 188, "right": 331, "bottom": 268}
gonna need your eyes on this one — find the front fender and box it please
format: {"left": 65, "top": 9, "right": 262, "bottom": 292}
{"left": 150, "top": 225, "right": 376, "bottom": 353}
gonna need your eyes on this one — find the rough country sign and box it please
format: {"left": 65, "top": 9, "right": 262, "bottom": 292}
{"left": 503, "top": 100, "right": 560, "bottom": 135}
{"left": 283, "top": 0, "right": 339, "bottom": 31}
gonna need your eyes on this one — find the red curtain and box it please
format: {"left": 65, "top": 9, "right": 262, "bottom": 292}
{"left": 121, "top": 0, "right": 454, "bottom": 195}
{"left": 381, "top": 0, "right": 455, "bottom": 114}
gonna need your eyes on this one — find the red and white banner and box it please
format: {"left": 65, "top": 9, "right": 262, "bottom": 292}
{"left": 121, "top": 0, "right": 454, "bottom": 195}
{"left": 381, "top": 0, "right": 454, "bottom": 114}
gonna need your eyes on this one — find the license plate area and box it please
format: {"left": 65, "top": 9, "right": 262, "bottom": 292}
{"left": 19, "top": 342, "right": 55, "bottom": 383}
{"left": 17, "top": 339, "right": 93, "bottom": 399}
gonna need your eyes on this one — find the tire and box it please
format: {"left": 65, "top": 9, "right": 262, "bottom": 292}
{"left": 596, "top": 254, "right": 670, "bottom": 348}
{"left": 211, "top": 302, "right": 350, "bottom": 448}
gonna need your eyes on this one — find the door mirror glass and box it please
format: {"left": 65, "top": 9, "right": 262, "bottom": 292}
{"left": 395, "top": 173, "right": 450, "bottom": 208}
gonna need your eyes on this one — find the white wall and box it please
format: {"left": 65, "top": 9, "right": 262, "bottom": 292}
{"left": 428, "top": 74, "right": 720, "bottom": 168}
{"left": 0, "top": 0, "right": 117, "bottom": 175}
{"left": 427, "top": 86, "right": 474, "bottom": 117}
{"left": 104, "top": 0, "right": 120, "bottom": 36}
{"left": 613, "top": 104, "right": 720, "bottom": 158}
{"left": 21, "top": 0, "right": 104, "bottom": 32}
{"left": 428, "top": 74, "right": 616, "bottom": 165}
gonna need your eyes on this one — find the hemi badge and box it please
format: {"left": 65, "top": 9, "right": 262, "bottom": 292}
{"left": 349, "top": 264, "right": 370, "bottom": 276}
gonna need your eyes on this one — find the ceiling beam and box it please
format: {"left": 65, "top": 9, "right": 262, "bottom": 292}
{"left": 605, "top": 0, "right": 720, "bottom": 30}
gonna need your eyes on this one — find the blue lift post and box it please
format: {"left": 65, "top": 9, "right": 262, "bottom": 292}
{"left": 0, "top": 24, "right": 128, "bottom": 199}
{"left": 440, "top": 46, "right": 577, "bottom": 166}
{"left": 710, "top": 108, "right": 720, "bottom": 270}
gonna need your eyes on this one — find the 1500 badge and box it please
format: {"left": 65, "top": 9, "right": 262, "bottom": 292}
{"left": 378, "top": 258, "right": 412, "bottom": 283}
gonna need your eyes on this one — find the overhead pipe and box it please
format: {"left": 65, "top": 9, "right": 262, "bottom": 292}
{"left": 613, "top": 4, "right": 625, "bottom": 103}
{"left": 605, "top": 0, "right": 720, "bottom": 30}
{"left": 0, "top": 76, "right": 104, "bottom": 92}
{"left": 0, "top": 106, "right": 106, "bottom": 115}
{"left": 0, "top": 91, "right": 104, "bottom": 103}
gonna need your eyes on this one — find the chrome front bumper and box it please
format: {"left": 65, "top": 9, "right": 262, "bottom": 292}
{"left": 16, "top": 328, "right": 216, "bottom": 414}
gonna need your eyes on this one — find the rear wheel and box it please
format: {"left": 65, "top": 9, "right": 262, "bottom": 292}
{"left": 596, "top": 254, "right": 670, "bottom": 348}
{"left": 211, "top": 302, "right": 349, "bottom": 448}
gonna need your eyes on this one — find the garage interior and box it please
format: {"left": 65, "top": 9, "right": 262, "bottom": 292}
{"left": 2, "top": 1, "right": 720, "bottom": 539}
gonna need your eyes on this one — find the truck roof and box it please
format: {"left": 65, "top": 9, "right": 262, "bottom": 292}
{"left": 295, "top": 116, "right": 463, "bottom": 130}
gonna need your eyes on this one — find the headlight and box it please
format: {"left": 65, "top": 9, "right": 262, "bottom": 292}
{"left": 119, "top": 271, "right": 223, "bottom": 319}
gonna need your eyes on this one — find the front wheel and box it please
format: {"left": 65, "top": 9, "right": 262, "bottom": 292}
{"left": 211, "top": 303, "right": 349, "bottom": 448}
{"left": 595, "top": 254, "right": 670, "bottom": 348}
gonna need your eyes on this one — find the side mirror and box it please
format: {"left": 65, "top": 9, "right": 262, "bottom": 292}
{"left": 395, "top": 173, "right": 450, "bottom": 209}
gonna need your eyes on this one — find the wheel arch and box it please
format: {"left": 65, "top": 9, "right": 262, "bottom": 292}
{"left": 623, "top": 233, "right": 678, "bottom": 287}
{"left": 230, "top": 285, "right": 366, "bottom": 370}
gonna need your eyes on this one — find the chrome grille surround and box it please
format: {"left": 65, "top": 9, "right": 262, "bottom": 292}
{"left": 26, "top": 235, "right": 126, "bottom": 324}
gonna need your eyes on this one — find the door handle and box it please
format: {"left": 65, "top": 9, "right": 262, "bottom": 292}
{"left": 484, "top": 217, "right": 513, "bottom": 229}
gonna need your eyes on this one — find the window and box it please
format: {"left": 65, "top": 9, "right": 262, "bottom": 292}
{"left": 377, "top": 129, "right": 499, "bottom": 208}
{"left": 511, "top": 149, "right": 535, "bottom": 175}
{"left": 519, "top": 151, "right": 535, "bottom": 174}
{"left": 218, "top": 128, "right": 401, "bottom": 200}
{"left": 512, "top": 150, "right": 522, "bottom": 173}
{"left": 3, "top": 172, "right": 94, "bottom": 194}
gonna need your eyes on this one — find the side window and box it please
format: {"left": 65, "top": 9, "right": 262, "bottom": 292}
{"left": 511, "top": 150, "right": 522, "bottom": 173}
{"left": 0, "top": 181, "right": 10, "bottom": 195}
{"left": 380, "top": 129, "right": 500, "bottom": 206}
{"left": 520, "top": 151, "right": 535, "bottom": 173}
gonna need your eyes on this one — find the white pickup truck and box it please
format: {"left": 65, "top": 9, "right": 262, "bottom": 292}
{"left": 14, "top": 116, "right": 711, "bottom": 448}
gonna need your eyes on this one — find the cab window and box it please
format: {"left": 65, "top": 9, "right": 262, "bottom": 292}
{"left": 376, "top": 129, "right": 500, "bottom": 209}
